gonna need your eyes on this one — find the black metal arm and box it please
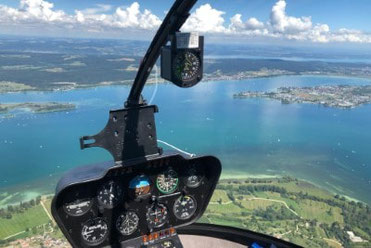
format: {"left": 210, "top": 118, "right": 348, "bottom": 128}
{"left": 125, "top": 0, "right": 198, "bottom": 107}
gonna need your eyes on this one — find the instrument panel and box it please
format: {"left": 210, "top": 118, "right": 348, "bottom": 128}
{"left": 52, "top": 154, "right": 221, "bottom": 248}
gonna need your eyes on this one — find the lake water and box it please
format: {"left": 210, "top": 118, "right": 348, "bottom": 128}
{"left": 1, "top": 75, "right": 371, "bottom": 204}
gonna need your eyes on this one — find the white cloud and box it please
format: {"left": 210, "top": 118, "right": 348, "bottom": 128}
{"left": 230, "top": 14, "right": 265, "bottom": 32}
{"left": 110, "top": 2, "right": 161, "bottom": 29}
{"left": 270, "top": 0, "right": 312, "bottom": 33}
{"left": 0, "top": 0, "right": 370, "bottom": 43}
{"left": 246, "top": 18, "right": 265, "bottom": 30}
{"left": 0, "top": 0, "right": 160, "bottom": 31}
{"left": 0, "top": 0, "right": 68, "bottom": 23}
{"left": 19, "top": 0, "right": 66, "bottom": 22}
{"left": 182, "top": 4, "right": 226, "bottom": 33}
{"left": 80, "top": 4, "right": 112, "bottom": 15}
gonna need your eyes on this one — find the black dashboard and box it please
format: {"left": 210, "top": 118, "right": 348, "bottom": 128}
{"left": 51, "top": 153, "right": 222, "bottom": 248}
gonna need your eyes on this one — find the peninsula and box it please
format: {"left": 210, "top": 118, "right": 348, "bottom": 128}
{"left": 234, "top": 85, "right": 371, "bottom": 109}
{"left": 0, "top": 102, "right": 76, "bottom": 114}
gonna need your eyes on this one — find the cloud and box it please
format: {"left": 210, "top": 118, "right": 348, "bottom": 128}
{"left": 0, "top": 0, "right": 370, "bottom": 44}
{"left": 230, "top": 14, "right": 265, "bottom": 32}
{"left": 182, "top": 4, "right": 226, "bottom": 33}
{"left": 75, "top": 2, "right": 161, "bottom": 30}
{"left": 223, "top": 0, "right": 370, "bottom": 43}
{"left": 19, "top": 0, "right": 66, "bottom": 22}
{"left": 270, "top": 0, "right": 312, "bottom": 33}
{"left": 80, "top": 4, "right": 112, "bottom": 15}
{"left": 0, "top": 0, "right": 67, "bottom": 23}
{"left": 110, "top": 2, "right": 161, "bottom": 29}
{"left": 0, "top": 0, "right": 160, "bottom": 31}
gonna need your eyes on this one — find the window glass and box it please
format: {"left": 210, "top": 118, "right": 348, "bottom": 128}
{"left": 0, "top": 1, "right": 370, "bottom": 247}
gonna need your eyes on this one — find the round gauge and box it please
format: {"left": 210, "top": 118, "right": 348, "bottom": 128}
{"left": 146, "top": 203, "right": 168, "bottom": 229}
{"left": 156, "top": 168, "right": 179, "bottom": 194}
{"left": 116, "top": 211, "right": 139, "bottom": 236}
{"left": 173, "top": 195, "right": 197, "bottom": 220}
{"left": 63, "top": 199, "right": 92, "bottom": 216}
{"left": 184, "top": 167, "right": 203, "bottom": 188}
{"left": 129, "top": 175, "right": 151, "bottom": 199}
{"left": 97, "top": 181, "right": 122, "bottom": 208}
{"left": 81, "top": 218, "right": 108, "bottom": 246}
{"left": 173, "top": 51, "right": 201, "bottom": 82}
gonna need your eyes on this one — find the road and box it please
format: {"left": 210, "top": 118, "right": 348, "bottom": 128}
{"left": 40, "top": 199, "right": 56, "bottom": 226}
{"left": 248, "top": 197, "right": 300, "bottom": 217}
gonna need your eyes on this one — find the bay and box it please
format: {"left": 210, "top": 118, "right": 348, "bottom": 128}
{"left": 1, "top": 75, "right": 371, "bottom": 204}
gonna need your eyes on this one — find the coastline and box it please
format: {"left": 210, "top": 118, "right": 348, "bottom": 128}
{"left": 221, "top": 169, "right": 365, "bottom": 204}
{"left": 1, "top": 72, "right": 371, "bottom": 96}
{"left": 1, "top": 74, "right": 370, "bottom": 205}
{"left": 0, "top": 170, "right": 365, "bottom": 209}
{"left": 234, "top": 85, "right": 371, "bottom": 109}
{"left": 0, "top": 102, "right": 76, "bottom": 115}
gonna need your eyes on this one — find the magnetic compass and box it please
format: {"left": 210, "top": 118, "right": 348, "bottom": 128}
{"left": 172, "top": 50, "right": 201, "bottom": 83}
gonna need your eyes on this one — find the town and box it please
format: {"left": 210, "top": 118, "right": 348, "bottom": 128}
{"left": 234, "top": 85, "right": 371, "bottom": 109}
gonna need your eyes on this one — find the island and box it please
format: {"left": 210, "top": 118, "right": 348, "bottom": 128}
{"left": 0, "top": 177, "right": 369, "bottom": 248}
{"left": 0, "top": 81, "right": 35, "bottom": 93}
{"left": 0, "top": 102, "right": 76, "bottom": 114}
{"left": 234, "top": 85, "right": 371, "bottom": 109}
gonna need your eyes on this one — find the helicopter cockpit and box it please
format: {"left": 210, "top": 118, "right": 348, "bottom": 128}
{"left": 52, "top": 154, "right": 221, "bottom": 248}
{"left": 51, "top": 0, "right": 302, "bottom": 247}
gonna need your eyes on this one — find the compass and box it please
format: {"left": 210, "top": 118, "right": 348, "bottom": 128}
{"left": 172, "top": 50, "right": 201, "bottom": 83}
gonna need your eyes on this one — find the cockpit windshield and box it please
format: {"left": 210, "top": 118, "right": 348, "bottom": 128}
{"left": 0, "top": 1, "right": 370, "bottom": 248}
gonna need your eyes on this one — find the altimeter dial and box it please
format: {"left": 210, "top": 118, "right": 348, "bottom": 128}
{"left": 173, "top": 195, "right": 197, "bottom": 220}
{"left": 97, "top": 181, "right": 122, "bottom": 208}
{"left": 81, "top": 218, "right": 108, "bottom": 246}
{"left": 116, "top": 211, "right": 139, "bottom": 236}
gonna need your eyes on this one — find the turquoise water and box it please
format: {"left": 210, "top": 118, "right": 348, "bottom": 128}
{"left": 1, "top": 75, "right": 371, "bottom": 204}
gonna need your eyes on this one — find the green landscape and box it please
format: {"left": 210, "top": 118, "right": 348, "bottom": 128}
{"left": 200, "top": 177, "right": 370, "bottom": 248}
{"left": 0, "top": 177, "right": 369, "bottom": 248}
{"left": 1, "top": 48, "right": 371, "bottom": 93}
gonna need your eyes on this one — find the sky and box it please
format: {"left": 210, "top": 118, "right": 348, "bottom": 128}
{"left": 0, "top": 0, "right": 371, "bottom": 46}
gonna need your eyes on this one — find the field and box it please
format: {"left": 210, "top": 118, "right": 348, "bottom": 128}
{"left": 0, "top": 204, "right": 49, "bottom": 240}
{"left": 202, "top": 177, "right": 370, "bottom": 248}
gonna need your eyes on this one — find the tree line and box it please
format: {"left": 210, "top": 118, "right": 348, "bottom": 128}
{"left": 0, "top": 196, "right": 41, "bottom": 219}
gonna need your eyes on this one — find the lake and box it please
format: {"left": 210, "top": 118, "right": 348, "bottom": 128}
{"left": 1, "top": 75, "right": 371, "bottom": 205}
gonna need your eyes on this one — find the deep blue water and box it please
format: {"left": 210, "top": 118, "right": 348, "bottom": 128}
{"left": 1, "top": 75, "right": 371, "bottom": 203}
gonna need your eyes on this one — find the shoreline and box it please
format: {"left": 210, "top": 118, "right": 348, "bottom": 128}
{"left": 1, "top": 73, "right": 371, "bottom": 96}
{"left": 220, "top": 170, "right": 365, "bottom": 204}
{"left": 234, "top": 85, "right": 371, "bottom": 109}
{"left": 0, "top": 172, "right": 366, "bottom": 209}
{"left": 0, "top": 102, "right": 76, "bottom": 115}
{"left": 1, "top": 74, "right": 370, "bottom": 206}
